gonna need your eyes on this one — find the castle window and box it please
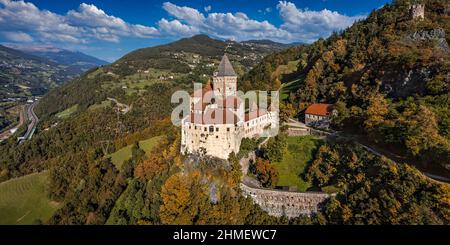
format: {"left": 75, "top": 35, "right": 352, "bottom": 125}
{"left": 209, "top": 126, "right": 214, "bottom": 133}
{"left": 204, "top": 127, "right": 207, "bottom": 132}
{"left": 189, "top": 125, "right": 191, "bottom": 129}
{"left": 195, "top": 126, "right": 197, "bottom": 130}
{"left": 227, "top": 128, "right": 230, "bottom": 132}
{"left": 216, "top": 128, "right": 219, "bottom": 132}
{"left": 216, "top": 136, "right": 219, "bottom": 139}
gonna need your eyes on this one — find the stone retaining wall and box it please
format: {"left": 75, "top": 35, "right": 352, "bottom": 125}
{"left": 287, "top": 127, "right": 310, "bottom": 136}
{"left": 240, "top": 183, "right": 332, "bottom": 218}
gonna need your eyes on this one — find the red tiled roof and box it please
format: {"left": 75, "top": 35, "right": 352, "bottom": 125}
{"left": 305, "top": 103, "right": 333, "bottom": 116}
{"left": 187, "top": 108, "right": 238, "bottom": 124}
{"left": 245, "top": 109, "right": 267, "bottom": 122}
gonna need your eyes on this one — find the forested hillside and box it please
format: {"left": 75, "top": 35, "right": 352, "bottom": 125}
{"left": 243, "top": 0, "right": 450, "bottom": 175}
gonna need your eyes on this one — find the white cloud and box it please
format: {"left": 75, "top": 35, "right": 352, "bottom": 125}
{"left": 0, "top": 0, "right": 158, "bottom": 44}
{"left": 158, "top": 3, "right": 291, "bottom": 42}
{"left": 158, "top": 1, "right": 364, "bottom": 43}
{"left": 204, "top": 12, "right": 291, "bottom": 41}
{"left": 162, "top": 2, "right": 205, "bottom": 26}
{"left": 277, "top": 1, "right": 365, "bottom": 42}
{"left": 1, "top": 31, "right": 33, "bottom": 42}
{"left": 67, "top": 4, "right": 128, "bottom": 30}
{"left": 0, "top": 0, "right": 365, "bottom": 47}
{"left": 158, "top": 18, "right": 199, "bottom": 37}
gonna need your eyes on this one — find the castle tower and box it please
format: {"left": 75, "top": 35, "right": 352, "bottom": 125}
{"left": 410, "top": 4, "right": 425, "bottom": 20}
{"left": 213, "top": 54, "right": 237, "bottom": 97}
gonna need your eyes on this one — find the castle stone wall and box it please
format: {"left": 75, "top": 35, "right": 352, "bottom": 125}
{"left": 240, "top": 184, "right": 332, "bottom": 218}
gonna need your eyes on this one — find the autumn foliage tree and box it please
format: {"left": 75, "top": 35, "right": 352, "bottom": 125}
{"left": 364, "top": 93, "right": 389, "bottom": 131}
{"left": 160, "top": 172, "right": 207, "bottom": 225}
{"left": 254, "top": 157, "right": 278, "bottom": 188}
{"left": 308, "top": 141, "right": 449, "bottom": 224}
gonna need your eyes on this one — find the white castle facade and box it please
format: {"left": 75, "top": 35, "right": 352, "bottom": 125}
{"left": 180, "top": 55, "right": 279, "bottom": 159}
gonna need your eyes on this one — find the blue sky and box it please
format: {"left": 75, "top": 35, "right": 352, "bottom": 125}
{"left": 0, "top": 0, "right": 391, "bottom": 62}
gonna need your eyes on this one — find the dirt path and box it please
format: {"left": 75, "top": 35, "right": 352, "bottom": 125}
{"left": 107, "top": 97, "right": 131, "bottom": 114}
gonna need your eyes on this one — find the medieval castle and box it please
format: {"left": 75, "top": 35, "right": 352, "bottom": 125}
{"left": 180, "top": 54, "right": 279, "bottom": 159}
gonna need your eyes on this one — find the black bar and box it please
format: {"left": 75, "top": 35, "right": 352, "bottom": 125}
{"left": 0, "top": 225, "right": 448, "bottom": 244}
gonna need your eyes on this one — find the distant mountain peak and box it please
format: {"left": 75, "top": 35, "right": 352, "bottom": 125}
{"left": 5, "top": 44, "right": 63, "bottom": 53}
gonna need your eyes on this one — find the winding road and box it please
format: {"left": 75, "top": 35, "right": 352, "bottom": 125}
{"left": 286, "top": 118, "right": 450, "bottom": 184}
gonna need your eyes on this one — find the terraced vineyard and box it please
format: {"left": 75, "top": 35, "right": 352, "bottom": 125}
{"left": 0, "top": 171, "right": 60, "bottom": 224}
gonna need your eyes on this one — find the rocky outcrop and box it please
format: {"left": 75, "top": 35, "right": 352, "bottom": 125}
{"left": 239, "top": 151, "right": 255, "bottom": 176}
{"left": 407, "top": 28, "right": 449, "bottom": 52}
{"left": 240, "top": 183, "right": 332, "bottom": 218}
{"left": 445, "top": 5, "right": 450, "bottom": 16}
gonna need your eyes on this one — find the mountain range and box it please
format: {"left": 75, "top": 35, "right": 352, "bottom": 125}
{"left": 0, "top": 44, "right": 108, "bottom": 100}
{"left": 10, "top": 45, "right": 109, "bottom": 72}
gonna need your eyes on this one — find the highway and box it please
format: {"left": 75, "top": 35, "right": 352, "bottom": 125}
{"left": 17, "top": 101, "right": 39, "bottom": 144}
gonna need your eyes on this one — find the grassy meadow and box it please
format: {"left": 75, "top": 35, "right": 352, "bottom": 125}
{"left": 272, "top": 136, "right": 323, "bottom": 192}
{"left": 109, "top": 135, "right": 164, "bottom": 169}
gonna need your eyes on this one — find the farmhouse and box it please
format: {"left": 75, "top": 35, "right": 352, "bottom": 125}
{"left": 180, "top": 54, "right": 279, "bottom": 159}
{"left": 304, "top": 103, "right": 334, "bottom": 128}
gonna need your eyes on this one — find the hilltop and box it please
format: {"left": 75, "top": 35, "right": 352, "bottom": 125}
{"left": 113, "top": 34, "right": 290, "bottom": 76}
{"left": 34, "top": 35, "right": 289, "bottom": 118}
